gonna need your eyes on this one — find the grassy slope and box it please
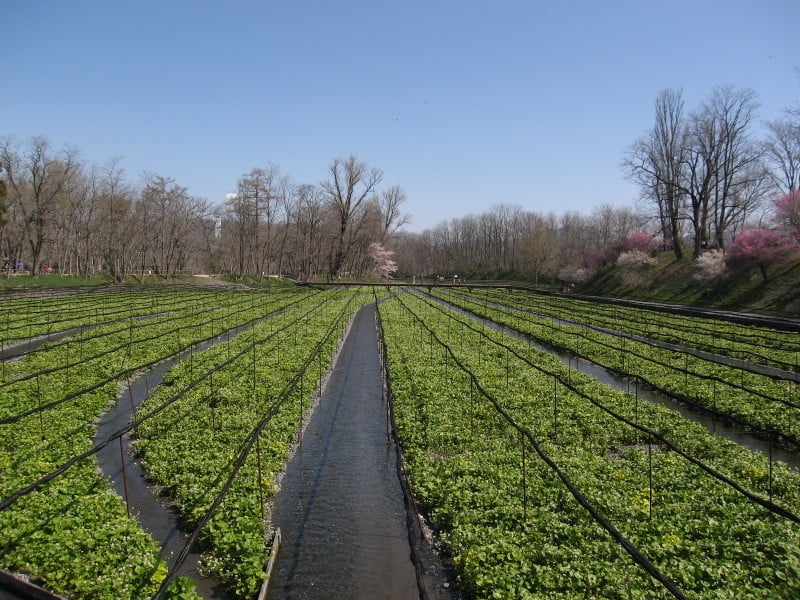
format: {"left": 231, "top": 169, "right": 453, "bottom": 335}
{"left": 2, "top": 262, "right": 797, "bottom": 317}
{"left": 578, "top": 250, "right": 800, "bottom": 317}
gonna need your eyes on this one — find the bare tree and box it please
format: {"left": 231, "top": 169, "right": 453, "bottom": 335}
{"left": 590, "top": 203, "right": 646, "bottom": 265}
{"left": 0, "top": 136, "right": 81, "bottom": 275}
{"left": 377, "top": 185, "right": 410, "bottom": 241}
{"left": 0, "top": 161, "right": 8, "bottom": 277}
{"left": 517, "top": 211, "right": 559, "bottom": 284}
{"left": 224, "top": 191, "right": 251, "bottom": 277}
{"left": 482, "top": 205, "right": 510, "bottom": 271}
{"left": 0, "top": 161, "right": 7, "bottom": 230}
{"left": 706, "top": 86, "right": 762, "bottom": 249}
{"left": 458, "top": 215, "right": 481, "bottom": 269}
{"left": 196, "top": 204, "right": 225, "bottom": 274}
{"left": 762, "top": 116, "right": 800, "bottom": 194}
{"left": 390, "top": 230, "right": 426, "bottom": 277}
{"left": 725, "top": 164, "right": 774, "bottom": 239}
{"left": 235, "top": 165, "right": 286, "bottom": 278}
{"left": 557, "top": 211, "right": 596, "bottom": 275}
{"left": 139, "top": 175, "right": 195, "bottom": 276}
{"left": 625, "top": 87, "right": 762, "bottom": 258}
{"left": 273, "top": 176, "right": 295, "bottom": 277}
{"left": 320, "top": 155, "right": 383, "bottom": 276}
{"left": 288, "top": 183, "right": 327, "bottom": 276}
{"left": 93, "top": 159, "right": 135, "bottom": 280}
{"left": 51, "top": 160, "right": 92, "bottom": 275}
{"left": 623, "top": 89, "right": 687, "bottom": 259}
{"left": 680, "top": 86, "right": 761, "bottom": 255}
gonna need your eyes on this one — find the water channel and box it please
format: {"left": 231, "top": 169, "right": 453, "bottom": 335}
{"left": 93, "top": 323, "right": 262, "bottom": 599}
{"left": 266, "top": 304, "right": 421, "bottom": 599}
{"left": 2, "top": 325, "right": 95, "bottom": 361}
{"left": 96, "top": 302, "right": 456, "bottom": 599}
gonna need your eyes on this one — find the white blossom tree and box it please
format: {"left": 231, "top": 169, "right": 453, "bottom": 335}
{"left": 369, "top": 241, "right": 397, "bottom": 278}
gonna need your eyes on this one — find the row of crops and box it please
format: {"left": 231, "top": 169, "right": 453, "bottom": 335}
{"left": 429, "top": 288, "right": 799, "bottom": 449}
{"left": 377, "top": 288, "right": 800, "bottom": 598}
{"left": 0, "top": 284, "right": 376, "bottom": 599}
{"left": 2, "top": 282, "right": 800, "bottom": 599}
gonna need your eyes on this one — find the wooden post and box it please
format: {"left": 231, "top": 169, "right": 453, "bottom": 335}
{"left": 553, "top": 376, "right": 558, "bottom": 442}
{"left": 648, "top": 434, "right": 653, "bottom": 520}
{"left": 258, "top": 528, "right": 282, "bottom": 600}
{"left": 120, "top": 436, "right": 130, "bottom": 518}
{"left": 520, "top": 431, "right": 528, "bottom": 521}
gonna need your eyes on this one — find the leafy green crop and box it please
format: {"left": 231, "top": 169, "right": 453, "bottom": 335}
{"left": 379, "top": 292, "right": 800, "bottom": 599}
{"left": 1, "top": 286, "right": 316, "bottom": 599}
{"left": 4, "top": 283, "right": 799, "bottom": 599}
{"left": 432, "top": 288, "right": 800, "bottom": 448}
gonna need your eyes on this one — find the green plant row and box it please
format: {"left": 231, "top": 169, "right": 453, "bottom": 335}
{"left": 411, "top": 291, "right": 800, "bottom": 512}
{"left": 468, "top": 288, "right": 800, "bottom": 373}
{"left": 432, "top": 289, "right": 800, "bottom": 448}
{"left": 379, "top": 292, "right": 800, "bottom": 599}
{"left": 0, "top": 287, "right": 315, "bottom": 599}
{"left": 135, "top": 288, "right": 375, "bottom": 597}
{"left": 0, "top": 290, "right": 275, "bottom": 386}
{"left": 0, "top": 287, "right": 237, "bottom": 346}
{"left": 1, "top": 289, "right": 310, "bottom": 424}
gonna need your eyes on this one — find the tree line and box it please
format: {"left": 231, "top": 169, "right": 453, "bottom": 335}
{"left": 397, "top": 84, "right": 797, "bottom": 285}
{"left": 0, "top": 142, "right": 408, "bottom": 280}
{"left": 1, "top": 84, "right": 796, "bottom": 284}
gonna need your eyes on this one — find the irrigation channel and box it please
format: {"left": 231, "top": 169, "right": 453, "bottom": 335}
{"left": 53, "top": 300, "right": 457, "bottom": 599}
{"left": 93, "top": 319, "right": 270, "bottom": 600}
{"left": 420, "top": 290, "right": 800, "bottom": 470}
{"left": 1, "top": 327, "right": 87, "bottom": 362}
{"left": 267, "top": 303, "right": 457, "bottom": 599}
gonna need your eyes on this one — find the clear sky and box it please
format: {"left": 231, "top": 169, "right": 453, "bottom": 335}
{"left": 4, "top": 1, "right": 799, "bottom": 232}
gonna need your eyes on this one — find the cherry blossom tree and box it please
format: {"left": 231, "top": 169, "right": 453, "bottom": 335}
{"left": 694, "top": 249, "right": 726, "bottom": 281}
{"left": 726, "top": 228, "right": 794, "bottom": 282}
{"left": 369, "top": 241, "right": 397, "bottom": 278}
{"left": 624, "top": 231, "right": 658, "bottom": 254}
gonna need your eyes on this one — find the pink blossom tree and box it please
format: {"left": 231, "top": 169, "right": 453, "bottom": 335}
{"left": 726, "top": 228, "right": 795, "bottom": 282}
{"left": 774, "top": 190, "right": 800, "bottom": 241}
{"left": 369, "top": 241, "right": 397, "bottom": 278}
{"left": 624, "top": 231, "right": 659, "bottom": 254}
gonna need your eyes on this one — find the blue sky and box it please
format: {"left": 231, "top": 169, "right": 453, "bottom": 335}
{"left": 4, "top": 1, "right": 799, "bottom": 232}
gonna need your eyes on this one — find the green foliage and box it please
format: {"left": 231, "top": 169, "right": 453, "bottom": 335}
{"left": 0, "top": 286, "right": 325, "bottom": 598}
{"left": 434, "top": 287, "right": 800, "bottom": 446}
{"left": 379, "top": 292, "right": 800, "bottom": 598}
{"left": 4, "top": 282, "right": 799, "bottom": 598}
{"left": 0, "top": 273, "right": 113, "bottom": 290}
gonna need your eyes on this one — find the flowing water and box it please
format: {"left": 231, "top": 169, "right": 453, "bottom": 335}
{"left": 267, "top": 305, "right": 419, "bottom": 599}
{"left": 94, "top": 320, "right": 269, "bottom": 599}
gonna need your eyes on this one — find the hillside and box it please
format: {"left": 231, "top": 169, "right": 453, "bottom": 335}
{"left": 578, "top": 250, "right": 800, "bottom": 318}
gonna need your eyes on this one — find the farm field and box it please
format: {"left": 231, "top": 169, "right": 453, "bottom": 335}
{"left": 378, "top": 288, "right": 800, "bottom": 599}
{"left": 2, "top": 283, "right": 800, "bottom": 599}
{"left": 1, "top": 284, "right": 374, "bottom": 599}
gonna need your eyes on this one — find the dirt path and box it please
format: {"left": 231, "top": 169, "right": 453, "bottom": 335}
{"left": 267, "top": 304, "right": 418, "bottom": 599}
